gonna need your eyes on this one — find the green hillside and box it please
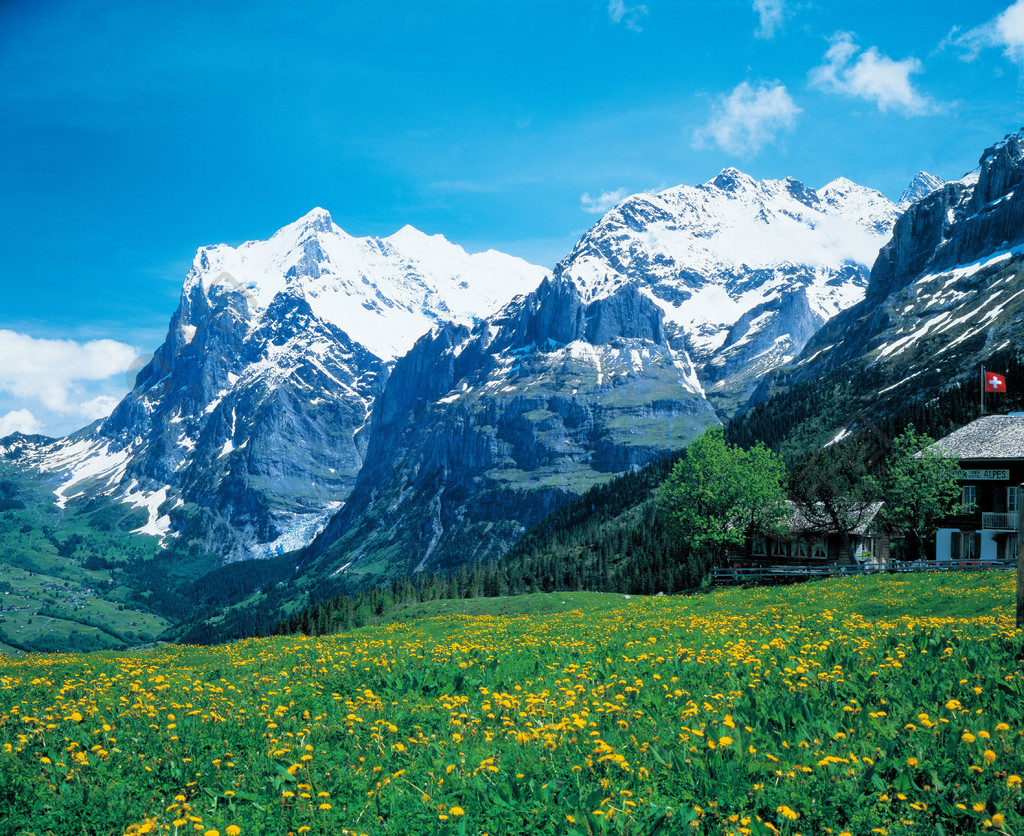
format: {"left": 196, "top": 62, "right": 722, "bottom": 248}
{"left": 0, "top": 459, "right": 174, "bottom": 654}
{"left": 0, "top": 454, "right": 337, "bottom": 653}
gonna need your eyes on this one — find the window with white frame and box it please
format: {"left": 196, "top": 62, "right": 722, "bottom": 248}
{"left": 751, "top": 533, "right": 767, "bottom": 556}
{"left": 812, "top": 537, "right": 827, "bottom": 558}
{"left": 962, "top": 485, "right": 977, "bottom": 513}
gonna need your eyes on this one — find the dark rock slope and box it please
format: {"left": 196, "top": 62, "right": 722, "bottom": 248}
{"left": 302, "top": 275, "right": 717, "bottom": 579}
{"left": 747, "top": 127, "right": 1024, "bottom": 445}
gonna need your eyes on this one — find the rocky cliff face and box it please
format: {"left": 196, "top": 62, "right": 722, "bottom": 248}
{"left": 898, "top": 171, "right": 945, "bottom": 210}
{"left": 753, "top": 128, "right": 1024, "bottom": 441}
{"left": 302, "top": 275, "right": 716, "bottom": 578}
{"left": 16, "top": 210, "right": 547, "bottom": 559}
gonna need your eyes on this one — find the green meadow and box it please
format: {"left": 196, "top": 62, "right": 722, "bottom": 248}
{"left": 0, "top": 572, "right": 1021, "bottom": 836}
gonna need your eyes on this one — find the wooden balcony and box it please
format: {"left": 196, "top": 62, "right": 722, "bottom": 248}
{"left": 982, "top": 511, "right": 1018, "bottom": 530}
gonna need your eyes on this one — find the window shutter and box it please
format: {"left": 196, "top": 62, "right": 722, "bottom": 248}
{"left": 950, "top": 532, "right": 960, "bottom": 559}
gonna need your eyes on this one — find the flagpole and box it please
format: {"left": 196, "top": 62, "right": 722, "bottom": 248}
{"left": 982, "top": 365, "right": 986, "bottom": 416}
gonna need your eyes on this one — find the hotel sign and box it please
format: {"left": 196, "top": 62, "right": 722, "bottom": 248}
{"left": 956, "top": 469, "right": 1010, "bottom": 481}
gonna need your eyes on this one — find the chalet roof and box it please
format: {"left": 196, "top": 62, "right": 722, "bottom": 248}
{"left": 783, "top": 500, "right": 884, "bottom": 536}
{"left": 929, "top": 414, "right": 1024, "bottom": 460}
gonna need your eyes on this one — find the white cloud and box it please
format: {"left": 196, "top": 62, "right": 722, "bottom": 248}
{"left": 810, "top": 32, "right": 938, "bottom": 115}
{"left": 753, "top": 0, "right": 786, "bottom": 39}
{"left": 79, "top": 395, "right": 124, "bottom": 421}
{"left": 581, "top": 188, "right": 630, "bottom": 214}
{"left": 608, "top": 0, "right": 647, "bottom": 31}
{"left": 950, "top": 1, "right": 1024, "bottom": 65}
{"left": 0, "top": 409, "right": 42, "bottom": 437}
{"left": 0, "top": 330, "right": 140, "bottom": 434}
{"left": 694, "top": 80, "right": 801, "bottom": 156}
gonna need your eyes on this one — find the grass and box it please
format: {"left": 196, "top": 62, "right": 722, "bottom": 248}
{"left": 0, "top": 572, "right": 1021, "bottom": 836}
{"left": 383, "top": 591, "right": 627, "bottom": 631}
{"left": 0, "top": 462, "right": 182, "bottom": 653}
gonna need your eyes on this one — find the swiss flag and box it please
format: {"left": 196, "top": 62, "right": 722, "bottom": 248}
{"left": 985, "top": 371, "right": 1007, "bottom": 393}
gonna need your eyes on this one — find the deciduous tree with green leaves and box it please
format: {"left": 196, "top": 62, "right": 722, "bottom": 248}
{"left": 879, "top": 427, "right": 962, "bottom": 561}
{"left": 790, "top": 440, "right": 880, "bottom": 566}
{"left": 657, "top": 426, "right": 789, "bottom": 570}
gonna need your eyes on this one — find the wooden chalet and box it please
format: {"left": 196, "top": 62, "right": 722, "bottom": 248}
{"left": 930, "top": 414, "right": 1024, "bottom": 563}
{"left": 726, "top": 500, "right": 892, "bottom": 569}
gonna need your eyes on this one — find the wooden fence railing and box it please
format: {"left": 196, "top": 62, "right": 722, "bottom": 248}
{"left": 711, "top": 560, "right": 1012, "bottom": 585}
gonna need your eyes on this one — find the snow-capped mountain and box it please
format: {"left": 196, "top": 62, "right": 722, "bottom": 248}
{"left": 557, "top": 169, "right": 901, "bottom": 411}
{"left": 297, "top": 170, "right": 902, "bottom": 576}
{"left": 301, "top": 275, "right": 717, "bottom": 577}
{"left": 14, "top": 211, "right": 548, "bottom": 559}
{"left": 1, "top": 167, "right": 920, "bottom": 575}
{"left": 744, "top": 128, "right": 1024, "bottom": 447}
{"left": 181, "top": 208, "right": 547, "bottom": 361}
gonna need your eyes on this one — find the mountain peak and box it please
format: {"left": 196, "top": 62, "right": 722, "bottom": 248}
{"left": 386, "top": 223, "right": 441, "bottom": 245}
{"left": 898, "top": 171, "right": 945, "bottom": 209}
{"left": 710, "top": 167, "right": 756, "bottom": 192}
{"left": 295, "top": 207, "right": 335, "bottom": 233}
{"left": 980, "top": 127, "right": 1024, "bottom": 166}
{"left": 820, "top": 176, "right": 859, "bottom": 193}
{"left": 182, "top": 213, "right": 546, "bottom": 362}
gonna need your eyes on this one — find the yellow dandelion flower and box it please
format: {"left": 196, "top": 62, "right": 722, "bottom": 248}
{"left": 449, "top": 806, "right": 465, "bottom": 816}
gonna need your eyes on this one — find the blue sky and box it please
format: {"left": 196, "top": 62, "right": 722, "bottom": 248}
{"left": 2, "top": 0, "right": 1024, "bottom": 435}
